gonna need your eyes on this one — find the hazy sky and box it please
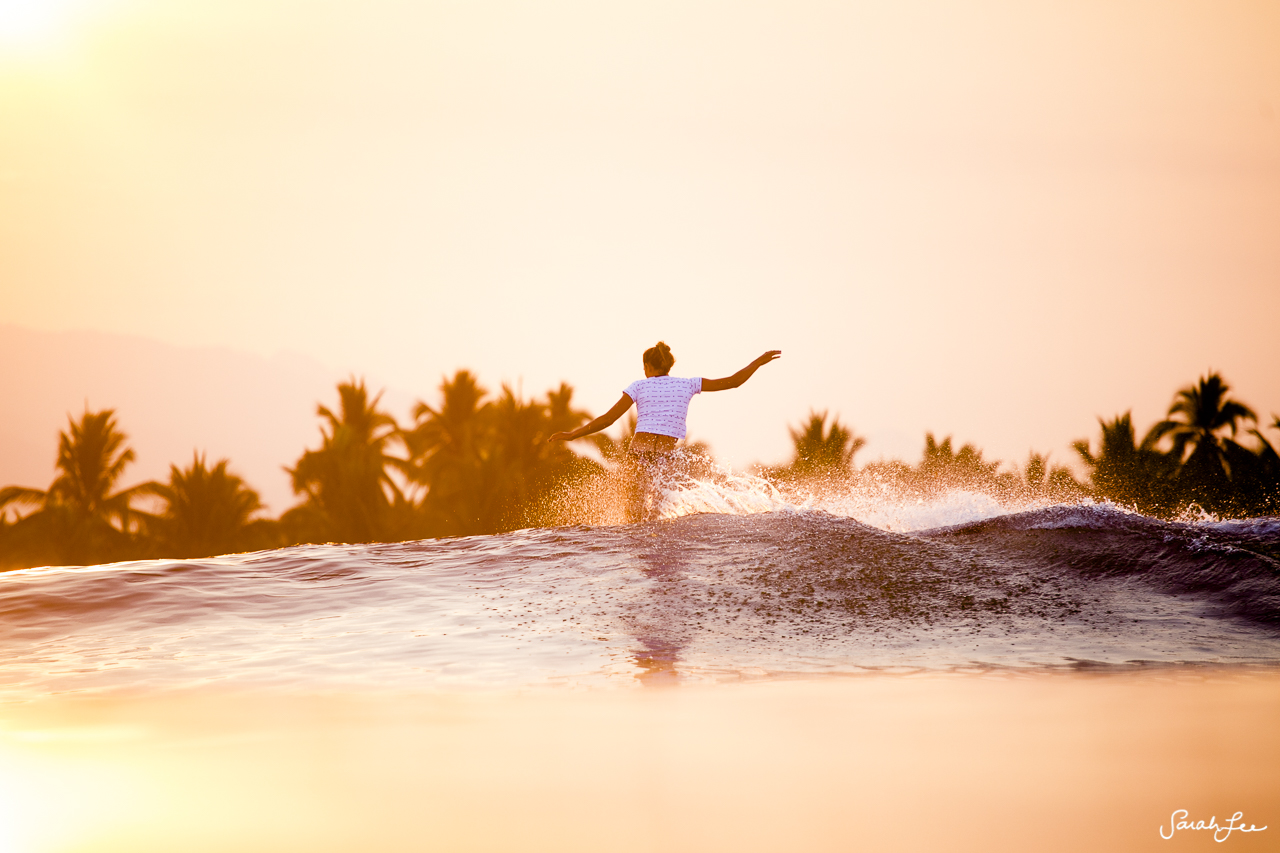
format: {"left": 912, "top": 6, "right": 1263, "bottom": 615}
{"left": 3, "top": 0, "right": 1278, "bottom": 477}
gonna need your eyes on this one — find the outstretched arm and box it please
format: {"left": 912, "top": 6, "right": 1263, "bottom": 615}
{"left": 702, "top": 350, "right": 781, "bottom": 393}
{"left": 548, "top": 393, "right": 635, "bottom": 442}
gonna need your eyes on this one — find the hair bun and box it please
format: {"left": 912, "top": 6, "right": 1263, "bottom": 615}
{"left": 643, "top": 341, "right": 676, "bottom": 373}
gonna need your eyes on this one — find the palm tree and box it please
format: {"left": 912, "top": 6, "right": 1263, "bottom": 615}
{"left": 406, "top": 370, "right": 495, "bottom": 536}
{"left": 145, "top": 453, "right": 274, "bottom": 558}
{"left": 284, "top": 378, "right": 408, "bottom": 544}
{"left": 782, "top": 411, "right": 864, "bottom": 480}
{"left": 916, "top": 433, "right": 1000, "bottom": 489}
{"left": 1149, "top": 373, "right": 1256, "bottom": 511}
{"left": 406, "top": 370, "right": 489, "bottom": 469}
{"left": 407, "top": 374, "right": 599, "bottom": 534}
{"left": 0, "top": 408, "right": 153, "bottom": 566}
{"left": 1230, "top": 417, "right": 1280, "bottom": 517}
{"left": 1020, "top": 452, "right": 1085, "bottom": 501}
{"left": 488, "top": 383, "right": 598, "bottom": 529}
{"left": 487, "top": 384, "right": 552, "bottom": 527}
{"left": 1073, "top": 412, "right": 1176, "bottom": 514}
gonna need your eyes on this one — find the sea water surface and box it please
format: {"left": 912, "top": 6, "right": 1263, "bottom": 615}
{"left": 2, "top": 471, "right": 1278, "bottom": 699}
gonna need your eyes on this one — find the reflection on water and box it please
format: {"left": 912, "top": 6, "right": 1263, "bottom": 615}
{"left": 633, "top": 636, "right": 682, "bottom": 685}
{"left": 631, "top": 534, "right": 692, "bottom": 686}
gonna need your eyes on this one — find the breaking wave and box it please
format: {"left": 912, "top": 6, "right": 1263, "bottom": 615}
{"left": 0, "top": 467, "right": 1276, "bottom": 697}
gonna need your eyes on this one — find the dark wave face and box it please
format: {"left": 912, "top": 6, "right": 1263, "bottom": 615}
{"left": 0, "top": 502, "right": 1277, "bottom": 697}
{"left": 925, "top": 508, "right": 1280, "bottom": 625}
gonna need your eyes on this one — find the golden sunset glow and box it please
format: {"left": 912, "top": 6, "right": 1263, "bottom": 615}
{"left": 0, "top": 0, "right": 79, "bottom": 51}
{"left": 0, "top": 678, "right": 1275, "bottom": 852}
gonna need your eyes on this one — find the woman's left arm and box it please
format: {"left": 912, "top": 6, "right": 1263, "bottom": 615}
{"left": 702, "top": 350, "right": 782, "bottom": 392}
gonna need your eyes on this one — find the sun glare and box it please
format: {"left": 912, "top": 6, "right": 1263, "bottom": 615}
{"left": 0, "top": 0, "right": 85, "bottom": 53}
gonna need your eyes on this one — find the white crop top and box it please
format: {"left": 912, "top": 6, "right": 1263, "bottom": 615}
{"left": 623, "top": 376, "right": 703, "bottom": 439}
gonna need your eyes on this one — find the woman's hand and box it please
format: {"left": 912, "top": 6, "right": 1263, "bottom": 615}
{"left": 754, "top": 350, "right": 782, "bottom": 367}
{"left": 548, "top": 431, "right": 575, "bottom": 443}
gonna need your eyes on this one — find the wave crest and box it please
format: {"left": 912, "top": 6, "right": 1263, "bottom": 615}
{"left": 647, "top": 456, "right": 1080, "bottom": 533}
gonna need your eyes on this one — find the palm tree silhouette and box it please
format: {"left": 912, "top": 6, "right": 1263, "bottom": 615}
{"left": 284, "top": 378, "right": 408, "bottom": 544}
{"left": 407, "top": 374, "right": 597, "bottom": 534}
{"left": 1149, "top": 372, "right": 1256, "bottom": 511}
{"left": 0, "top": 408, "right": 154, "bottom": 565}
{"left": 145, "top": 453, "right": 272, "bottom": 558}
{"left": 1073, "top": 412, "right": 1175, "bottom": 514}
{"left": 406, "top": 370, "right": 495, "bottom": 536}
{"left": 488, "top": 384, "right": 553, "bottom": 527}
{"left": 1231, "top": 416, "right": 1280, "bottom": 517}
{"left": 785, "top": 411, "right": 865, "bottom": 479}
{"left": 916, "top": 433, "right": 1000, "bottom": 490}
{"left": 1020, "top": 452, "right": 1084, "bottom": 501}
{"left": 407, "top": 370, "right": 489, "bottom": 466}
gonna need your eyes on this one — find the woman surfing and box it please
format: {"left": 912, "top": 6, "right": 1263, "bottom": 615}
{"left": 549, "top": 342, "right": 781, "bottom": 520}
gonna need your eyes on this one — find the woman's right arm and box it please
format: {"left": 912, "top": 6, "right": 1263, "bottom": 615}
{"left": 548, "top": 393, "right": 635, "bottom": 442}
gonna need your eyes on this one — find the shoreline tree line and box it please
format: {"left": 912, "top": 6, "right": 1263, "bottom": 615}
{"left": 1, "top": 371, "right": 1276, "bottom": 570}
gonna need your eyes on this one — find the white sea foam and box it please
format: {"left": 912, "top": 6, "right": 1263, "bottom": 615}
{"left": 651, "top": 460, "right": 1053, "bottom": 533}
{"left": 810, "top": 488, "right": 1019, "bottom": 532}
{"left": 655, "top": 469, "right": 798, "bottom": 521}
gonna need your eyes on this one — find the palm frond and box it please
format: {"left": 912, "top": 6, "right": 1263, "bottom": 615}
{"left": 0, "top": 486, "right": 47, "bottom": 513}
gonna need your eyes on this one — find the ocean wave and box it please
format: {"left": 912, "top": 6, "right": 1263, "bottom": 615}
{"left": 0, "top": 495, "right": 1277, "bottom": 696}
{"left": 922, "top": 503, "right": 1280, "bottom": 625}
